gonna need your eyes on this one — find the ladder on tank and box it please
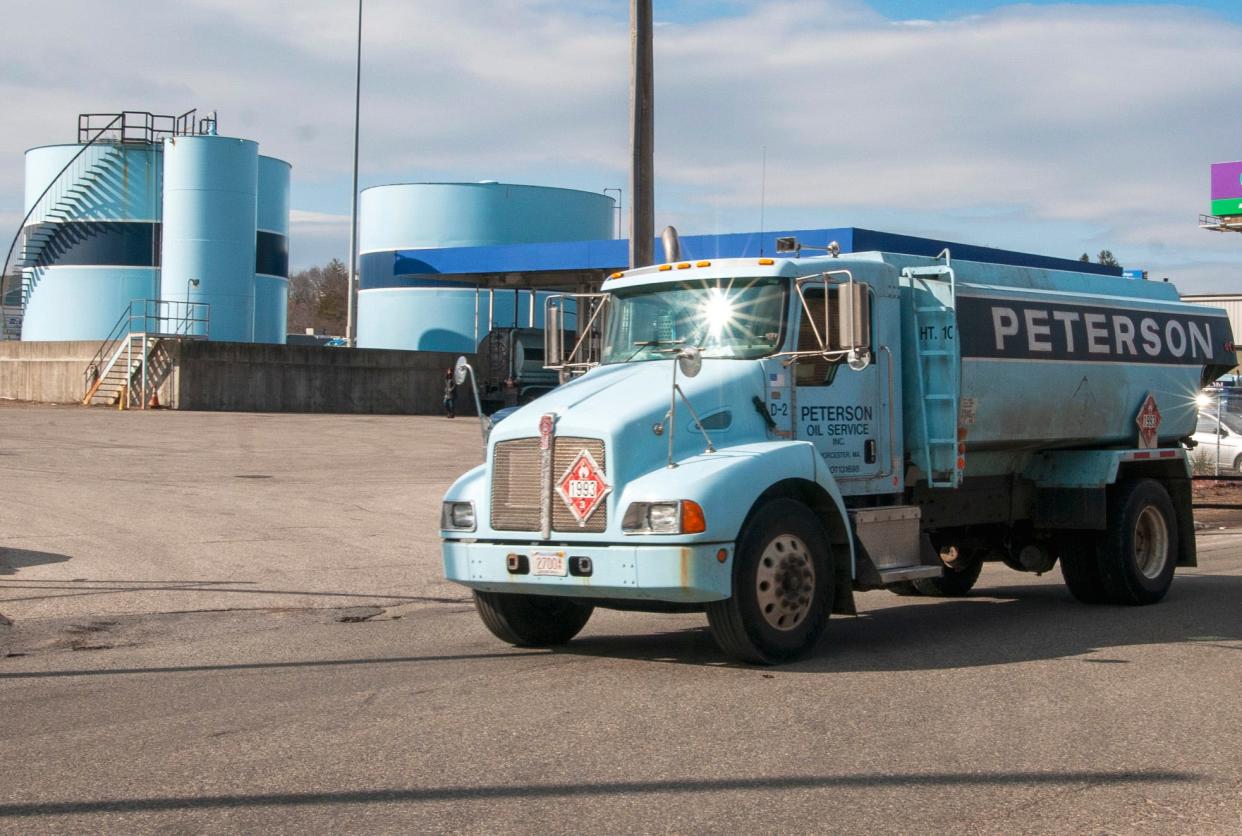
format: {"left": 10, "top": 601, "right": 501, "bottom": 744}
{"left": 903, "top": 265, "right": 963, "bottom": 488}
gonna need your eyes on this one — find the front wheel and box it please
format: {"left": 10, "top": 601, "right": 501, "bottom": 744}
{"left": 706, "top": 499, "right": 832, "bottom": 665}
{"left": 473, "top": 591, "right": 594, "bottom": 646}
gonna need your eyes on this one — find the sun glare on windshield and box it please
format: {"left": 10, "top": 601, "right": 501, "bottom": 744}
{"left": 701, "top": 286, "right": 736, "bottom": 340}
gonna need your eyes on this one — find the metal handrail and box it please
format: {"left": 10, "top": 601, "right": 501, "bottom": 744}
{"left": 76, "top": 109, "right": 213, "bottom": 144}
{"left": 82, "top": 299, "right": 210, "bottom": 395}
{"left": 0, "top": 114, "right": 123, "bottom": 338}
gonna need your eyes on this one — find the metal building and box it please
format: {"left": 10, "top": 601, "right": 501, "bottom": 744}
{"left": 1182, "top": 293, "right": 1242, "bottom": 373}
{"left": 2, "top": 110, "right": 291, "bottom": 343}
{"left": 357, "top": 182, "right": 615, "bottom": 352}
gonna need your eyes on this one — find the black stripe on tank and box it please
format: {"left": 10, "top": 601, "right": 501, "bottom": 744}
{"left": 256, "top": 231, "right": 288, "bottom": 278}
{"left": 23, "top": 221, "right": 161, "bottom": 268}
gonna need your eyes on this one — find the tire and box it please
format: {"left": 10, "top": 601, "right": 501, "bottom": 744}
{"left": 473, "top": 591, "right": 594, "bottom": 647}
{"left": 911, "top": 555, "right": 983, "bottom": 596}
{"left": 706, "top": 499, "right": 832, "bottom": 665}
{"left": 1058, "top": 534, "right": 1109, "bottom": 605}
{"left": 1097, "top": 478, "right": 1177, "bottom": 605}
{"left": 1234, "top": 453, "right": 1242, "bottom": 476}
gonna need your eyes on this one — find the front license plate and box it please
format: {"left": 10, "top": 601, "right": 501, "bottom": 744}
{"left": 531, "top": 550, "right": 568, "bottom": 577}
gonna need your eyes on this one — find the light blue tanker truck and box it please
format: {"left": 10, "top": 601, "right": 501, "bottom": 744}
{"left": 441, "top": 239, "right": 1235, "bottom": 663}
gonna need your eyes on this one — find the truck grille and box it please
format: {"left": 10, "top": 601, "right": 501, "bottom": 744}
{"left": 491, "top": 437, "right": 608, "bottom": 533}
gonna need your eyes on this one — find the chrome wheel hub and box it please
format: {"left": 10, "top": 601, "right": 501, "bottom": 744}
{"left": 1133, "top": 505, "right": 1169, "bottom": 580}
{"left": 755, "top": 534, "right": 815, "bottom": 631}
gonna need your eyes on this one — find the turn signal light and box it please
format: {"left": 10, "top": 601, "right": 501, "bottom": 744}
{"left": 758, "top": 258, "right": 774, "bottom": 265}
{"left": 680, "top": 500, "right": 706, "bottom": 534}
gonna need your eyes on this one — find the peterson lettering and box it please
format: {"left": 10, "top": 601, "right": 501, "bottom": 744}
{"left": 959, "top": 297, "right": 1228, "bottom": 365}
{"left": 800, "top": 405, "right": 873, "bottom": 422}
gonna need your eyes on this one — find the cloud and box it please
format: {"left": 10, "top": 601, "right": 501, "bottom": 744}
{"left": 1, "top": 1, "right": 1240, "bottom": 290}
{"left": 290, "top": 209, "right": 351, "bottom": 230}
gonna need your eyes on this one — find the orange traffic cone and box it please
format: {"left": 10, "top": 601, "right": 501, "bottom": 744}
{"left": 148, "top": 389, "right": 161, "bottom": 409}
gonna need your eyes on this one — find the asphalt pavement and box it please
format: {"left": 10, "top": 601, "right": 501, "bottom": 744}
{"left": 2, "top": 405, "right": 1240, "bottom": 834}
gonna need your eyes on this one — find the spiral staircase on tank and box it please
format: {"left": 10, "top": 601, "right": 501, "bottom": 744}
{"left": 2, "top": 109, "right": 216, "bottom": 341}
{"left": 1, "top": 116, "right": 126, "bottom": 340}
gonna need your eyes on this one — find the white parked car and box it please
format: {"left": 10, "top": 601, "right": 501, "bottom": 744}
{"left": 1192, "top": 410, "right": 1242, "bottom": 473}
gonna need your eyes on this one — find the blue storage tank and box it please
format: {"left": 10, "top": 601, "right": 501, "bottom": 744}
{"left": 254, "top": 156, "right": 291, "bottom": 344}
{"left": 160, "top": 136, "right": 258, "bottom": 342}
{"left": 19, "top": 143, "right": 162, "bottom": 341}
{"left": 357, "top": 182, "right": 614, "bottom": 352}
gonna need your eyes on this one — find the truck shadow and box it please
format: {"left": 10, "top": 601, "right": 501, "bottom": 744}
{"left": 560, "top": 574, "right": 1242, "bottom": 672}
{"left": 0, "top": 548, "right": 71, "bottom": 576}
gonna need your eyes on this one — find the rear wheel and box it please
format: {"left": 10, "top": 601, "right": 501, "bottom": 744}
{"left": 706, "top": 499, "right": 832, "bottom": 665}
{"left": 1058, "top": 534, "right": 1108, "bottom": 604}
{"left": 473, "top": 591, "right": 594, "bottom": 646}
{"left": 1097, "top": 479, "right": 1177, "bottom": 605}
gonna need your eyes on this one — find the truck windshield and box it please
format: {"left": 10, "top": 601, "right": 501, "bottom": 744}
{"left": 601, "top": 277, "right": 785, "bottom": 364}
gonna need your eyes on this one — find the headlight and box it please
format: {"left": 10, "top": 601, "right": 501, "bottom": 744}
{"left": 622, "top": 500, "right": 707, "bottom": 534}
{"left": 441, "top": 501, "right": 476, "bottom": 531}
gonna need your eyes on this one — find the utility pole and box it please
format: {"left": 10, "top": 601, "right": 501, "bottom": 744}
{"left": 345, "top": 0, "right": 363, "bottom": 346}
{"left": 629, "top": 0, "right": 654, "bottom": 268}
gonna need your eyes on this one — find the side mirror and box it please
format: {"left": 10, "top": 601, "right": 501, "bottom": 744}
{"left": 545, "top": 302, "right": 563, "bottom": 367}
{"left": 454, "top": 356, "right": 470, "bottom": 385}
{"left": 677, "top": 345, "right": 702, "bottom": 378}
{"left": 838, "top": 281, "right": 871, "bottom": 352}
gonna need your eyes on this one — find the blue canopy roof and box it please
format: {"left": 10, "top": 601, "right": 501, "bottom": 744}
{"left": 359, "top": 226, "right": 1120, "bottom": 290}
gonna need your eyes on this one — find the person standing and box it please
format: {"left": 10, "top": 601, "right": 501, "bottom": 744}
{"left": 443, "top": 369, "right": 458, "bottom": 418}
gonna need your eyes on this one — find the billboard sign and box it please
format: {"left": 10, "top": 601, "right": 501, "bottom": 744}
{"left": 1210, "top": 161, "right": 1242, "bottom": 217}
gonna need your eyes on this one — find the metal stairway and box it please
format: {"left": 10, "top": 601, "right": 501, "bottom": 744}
{"left": 84, "top": 334, "right": 155, "bottom": 407}
{"left": 903, "top": 265, "right": 963, "bottom": 488}
{"left": 16, "top": 147, "right": 125, "bottom": 280}
{"left": 0, "top": 305, "right": 21, "bottom": 340}
{"left": 82, "top": 299, "right": 209, "bottom": 409}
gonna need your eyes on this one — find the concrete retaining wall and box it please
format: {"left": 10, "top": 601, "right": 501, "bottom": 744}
{"left": 0, "top": 341, "right": 99, "bottom": 404}
{"left": 0, "top": 340, "right": 478, "bottom": 415}
{"left": 168, "top": 341, "right": 476, "bottom": 415}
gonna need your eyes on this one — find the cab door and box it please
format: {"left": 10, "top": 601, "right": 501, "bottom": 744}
{"left": 791, "top": 280, "right": 884, "bottom": 492}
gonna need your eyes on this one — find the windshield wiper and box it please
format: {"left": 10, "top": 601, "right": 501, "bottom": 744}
{"left": 623, "top": 338, "right": 685, "bottom": 363}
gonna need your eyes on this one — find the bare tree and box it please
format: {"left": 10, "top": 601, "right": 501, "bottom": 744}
{"left": 287, "top": 258, "right": 348, "bottom": 335}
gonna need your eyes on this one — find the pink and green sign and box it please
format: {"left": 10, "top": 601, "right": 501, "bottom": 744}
{"left": 1211, "top": 161, "right": 1242, "bottom": 217}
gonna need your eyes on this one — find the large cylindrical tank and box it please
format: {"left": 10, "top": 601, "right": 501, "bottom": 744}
{"left": 19, "top": 143, "right": 162, "bottom": 341}
{"left": 254, "top": 156, "right": 291, "bottom": 344}
{"left": 357, "top": 182, "right": 615, "bottom": 351}
{"left": 160, "top": 135, "right": 258, "bottom": 342}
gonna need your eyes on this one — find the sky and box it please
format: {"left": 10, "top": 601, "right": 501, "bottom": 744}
{"left": 2, "top": 0, "right": 1241, "bottom": 292}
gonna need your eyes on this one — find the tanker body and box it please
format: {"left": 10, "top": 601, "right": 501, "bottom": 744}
{"left": 441, "top": 243, "right": 1235, "bottom": 663}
